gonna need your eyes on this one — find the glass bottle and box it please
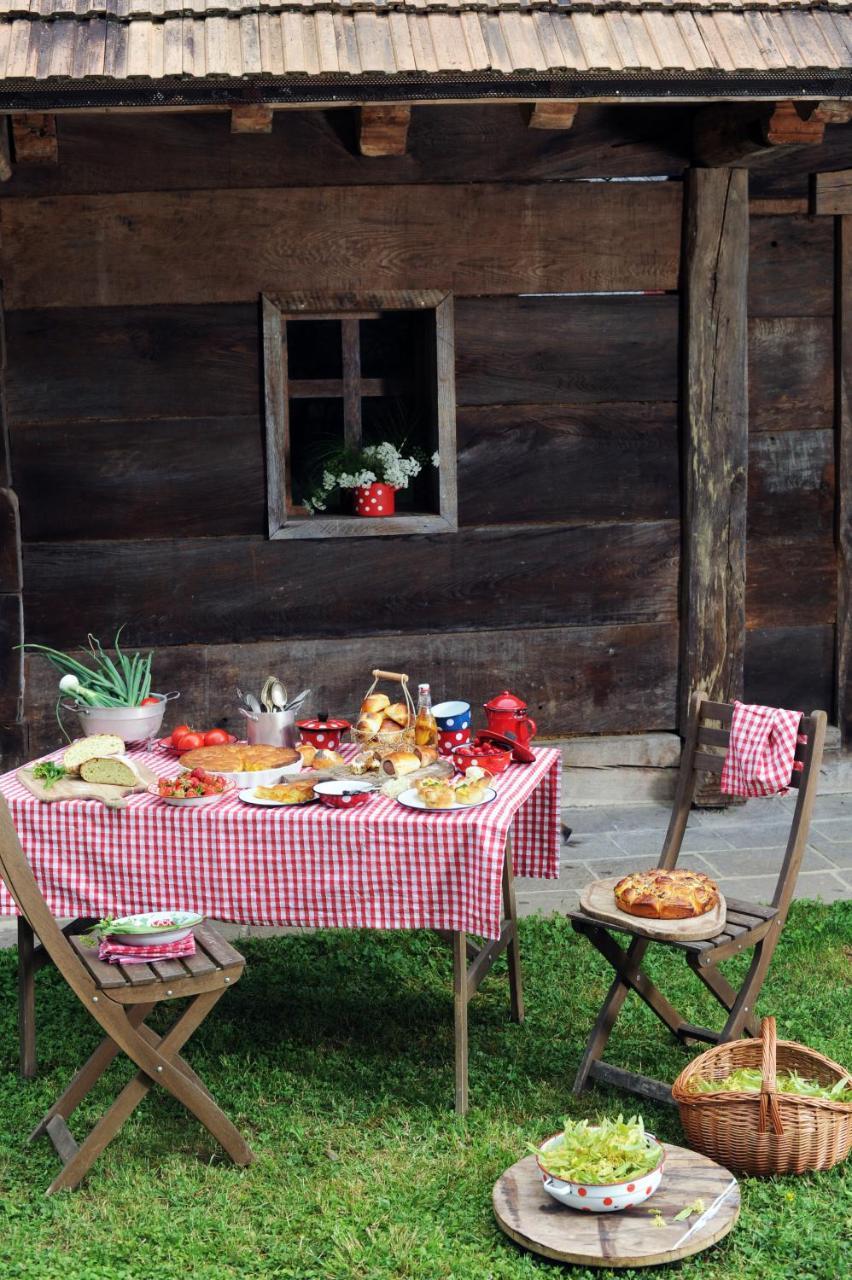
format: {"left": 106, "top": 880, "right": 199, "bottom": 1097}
{"left": 415, "top": 683, "right": 439, "bottom": 748}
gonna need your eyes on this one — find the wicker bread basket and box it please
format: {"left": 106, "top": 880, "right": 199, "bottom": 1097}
{"left": 671, "top": 1017, "right": 852, "bottom": 1175}
{"left": 352, "top": 668, "right": 416, "bottom": 754}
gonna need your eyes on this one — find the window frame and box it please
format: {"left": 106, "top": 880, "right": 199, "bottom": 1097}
{"left": 262, "top": 290, "right": 457, "bottom": 540}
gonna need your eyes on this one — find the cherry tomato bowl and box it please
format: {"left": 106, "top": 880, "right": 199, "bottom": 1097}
{"left": 149, "top": 768, "right": 235, "bottom": 807}
{"left": 452, "top": 740, "right": 512, "bottom": 774}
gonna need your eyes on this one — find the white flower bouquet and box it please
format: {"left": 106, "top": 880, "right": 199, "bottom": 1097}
{"left": 304, "top": 441, "right": 438, "bottom": 515}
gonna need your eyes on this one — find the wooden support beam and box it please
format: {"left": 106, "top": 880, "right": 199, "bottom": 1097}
{"left": 0, "top": 120, "right": 11, "bottom": 182}
{"left": 813, "top": 101, "right": 852, "bottom": 125}
{"left": 11, "top": 114, "right": 57, "bottom": 165}
{"left": 230, "top": 106, "right": 273, "bottom": 135}
{"left": 837, "top": 217, "right": 852, "bottom": 744}
{"left": 681, "top": 168, "right": 749, "bottom": 803}
{"left": 694, "top": 101, "right": 826, "bottom": 167}
{"left": 526, "top": 102, "right": 578, "bottom": 131}
{"left": 812, "top": 170, "right": 852, "bottom": 215}
{"left": 358, "top": 105, "right": 411, "bottom": 158}
{"left": 763, "top": 101, "right": 825, "bottom": 146}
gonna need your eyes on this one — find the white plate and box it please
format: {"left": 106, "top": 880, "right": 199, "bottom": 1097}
{"left": 396, "top": 786, "right": 498, "bottom": 812}
{"left": 238, "top": 787, "right": 315, "bottom": 808}
{"left": 108, "top": 909, "right": 203, "bottom": 946}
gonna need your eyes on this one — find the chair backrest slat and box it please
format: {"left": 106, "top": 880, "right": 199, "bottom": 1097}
{"left": 0, "top": 798, "right": 98, "bottom": 1002}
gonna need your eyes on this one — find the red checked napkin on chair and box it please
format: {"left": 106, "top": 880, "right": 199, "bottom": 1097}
{"left": 98, "top": 934, "right": 196, "bottom": 966}
{"left": 720, "top": 700, "right": 803, "bottom": 798}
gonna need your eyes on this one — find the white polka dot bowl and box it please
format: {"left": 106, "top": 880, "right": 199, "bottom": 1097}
{"left": 313, "top": 779, "right": 375, "bottom": 810}
{"left": 297, "top": 718, "right": 352, "bottom": 753}
{"left": 535, "top": 1131, "right": 665, "bottom": 1212}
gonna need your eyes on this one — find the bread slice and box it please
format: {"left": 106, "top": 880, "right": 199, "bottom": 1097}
{"left": 64, "top": 734, "right": 125, "bottom": 775}
{"left": 79, "top": 756, "right": 140, "bottom": 788}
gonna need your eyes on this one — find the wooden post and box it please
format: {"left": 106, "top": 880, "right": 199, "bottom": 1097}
{"left": 0, "top": 288, "right": 27, "bottom": 770}
{"left": 681, "top": 168, "right": 749, "bottom": 803}
{"left": 837, "top": 218, "right": 852, "bottom": 744}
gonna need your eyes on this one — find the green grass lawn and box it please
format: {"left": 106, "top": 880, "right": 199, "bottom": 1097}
{"left": 0, "top": 902, "right": 849, "bottom": 1280}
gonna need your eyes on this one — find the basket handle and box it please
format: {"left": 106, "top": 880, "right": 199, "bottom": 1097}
{"left": 758, "top": 1016, "right": 785, "bottom": 1136}
{"left": 372, "top": 670, "right": 408, "bottom": 683}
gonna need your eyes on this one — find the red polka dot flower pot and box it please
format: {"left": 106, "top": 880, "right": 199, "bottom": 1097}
{"left": 354, "top": 482, "right": 396, "bottom": 517}
{"left": 536, "top": 1131, "right": 665, "bottom": 1212}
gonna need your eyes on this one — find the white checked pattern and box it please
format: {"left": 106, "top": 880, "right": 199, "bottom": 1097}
{"left": 720, "top": 701, "right": 803, "bottom": 799}
{"left": 0, "top": 747, "right": 561, "bottom": 941}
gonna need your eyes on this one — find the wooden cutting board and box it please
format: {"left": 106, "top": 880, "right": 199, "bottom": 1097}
{"left": 493, "top": 1143, "right": 739, "bottom": 1269}
{"left": 17, "top": 762, "right": 157, "bottom": 809}
{"left": 579, "top": 876, "right": 727, "bottom": 942}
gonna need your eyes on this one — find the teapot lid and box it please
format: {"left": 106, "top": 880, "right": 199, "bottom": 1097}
{"left": 484, "top": 689, "right": 527, "bottom": 712}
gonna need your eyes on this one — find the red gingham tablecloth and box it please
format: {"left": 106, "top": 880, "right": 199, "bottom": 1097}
{"left": 0, "top": 746, "right": 561, "bottom": 941}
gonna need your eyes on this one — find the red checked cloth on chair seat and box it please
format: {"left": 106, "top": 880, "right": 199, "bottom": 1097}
{"left": 98, "top": 934, "right": 197, "bottom": 965}
{"left": 721, "top": 701, "right": 803, "bottom": 798}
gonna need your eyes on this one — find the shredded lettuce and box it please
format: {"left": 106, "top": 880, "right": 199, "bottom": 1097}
{"left": 689, "top": 1068, "right": 852, "bottom": 1103}
{"left": 534, "top": 1114, "right": 661, "bottom": 1185}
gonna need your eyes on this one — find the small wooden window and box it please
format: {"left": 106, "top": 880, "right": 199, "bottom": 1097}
{"left": 262, "top": 291, "right": 457, "bottom": 539}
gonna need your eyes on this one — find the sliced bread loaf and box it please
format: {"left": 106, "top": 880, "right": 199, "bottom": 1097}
{"left": 79, "top": 756, "right": 140, "bottom": 788}
{"left": 64, "top": 734, "right": 125, "bottom": 774}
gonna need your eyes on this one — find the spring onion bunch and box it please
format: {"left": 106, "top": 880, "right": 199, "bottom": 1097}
{"left": 533, "top": 1115, "right": 662, "bottom": 1184}
{"left": 689, "top": 1068, "right": 852, "bottom": 1103}
{"left": 22, "top": 628, "right": 154, "bottom": 711}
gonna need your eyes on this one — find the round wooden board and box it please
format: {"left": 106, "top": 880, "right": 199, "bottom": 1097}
{"left": 493, "top": 1143, "right": 739, "bottom": 1270}
{"left": 579, "top": 877, "right": 727, "bottom": 942}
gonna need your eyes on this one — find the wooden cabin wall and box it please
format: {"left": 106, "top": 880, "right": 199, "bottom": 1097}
{"left": 0, "top": 104, "right": 847, "bottom": 759}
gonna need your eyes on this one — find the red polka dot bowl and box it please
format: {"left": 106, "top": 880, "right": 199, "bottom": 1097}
{"left": 297, "top": 718, "right": 351, "bottom": 753}
{"left": 535, "top": 1131, "right": 665, "bottom": 1212}
{"left": 312, "top": 779, "right": 375, "bottom": 810}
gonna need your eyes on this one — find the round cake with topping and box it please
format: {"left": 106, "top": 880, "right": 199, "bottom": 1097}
{"left": 613, "top": 868, "right": 720, "bottom": 920}
{"left": 178, "top": 744, "right": 299, "bottom": 773}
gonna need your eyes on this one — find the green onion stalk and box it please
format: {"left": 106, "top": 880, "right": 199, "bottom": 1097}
{"left": 19, "top": 628, "right": 154, "bottom": 741}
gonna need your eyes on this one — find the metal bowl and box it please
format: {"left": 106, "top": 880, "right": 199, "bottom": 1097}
{"left": 66, "top": 692, "right": 178, "bottom": 744}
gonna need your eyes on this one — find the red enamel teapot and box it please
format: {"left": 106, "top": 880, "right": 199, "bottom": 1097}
{"left": 483, "top": 690, "right": 537, "bottom": 747}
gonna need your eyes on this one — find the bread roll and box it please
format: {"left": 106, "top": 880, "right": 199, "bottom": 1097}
{"left": 64, "top": 734, "right": 125, "bottom": 775}
{"left": 381, "top": 752, "right": 421, "bottom": 778}
{"left": 356, "top": 713, "right": 383, "bottom": 737}
{"left": 296, "top": 742, "right": 317, "bottom": 767}
{"left": 312, "top": 749, "right": 346, "bottom": 769}
{"left": 415, "top": 746, "right": 438, "bottom": 767}
{"left": 350, "top": 751, "right": 379, "bottom": 775}
{"left": 361, "top": 694, "right": 391, "bottom": 716}
{"left": 378, "top": 718, "right": 403, "bottom": 736}
{"left": 384, "top": 702, "right": 410, "bottom": 728}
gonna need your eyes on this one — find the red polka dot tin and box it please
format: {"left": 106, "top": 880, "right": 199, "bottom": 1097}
{"left": 297, "top": 718, "right": 352, "bottom": 752}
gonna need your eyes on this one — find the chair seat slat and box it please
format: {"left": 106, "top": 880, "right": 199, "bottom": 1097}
{"left": 150, "top": 957, "right": 189, "bottom": 982}
{"left": 193, "top": 923, "right": 244, "bottom": 970}
{"left": 724, "top": 896, "right": 777, "bottom": 920}
{"left": 118, "top": 962, "right": 158, "bottom": 985}
{"left": 68, "top": 935, "right": 128, "bottom": 989}
{"left": 179, "top": 947, "right": 220, "bottom": 978}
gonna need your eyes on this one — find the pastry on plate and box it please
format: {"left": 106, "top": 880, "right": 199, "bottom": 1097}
{"left": 361, "top": 693, "right": 391, "bottom": 717}
{"left": 415, "top": 777, "right": 455, "bottom": 809}
{"left": 179, "top": 744, "right": 299, "bottom": 772}
{"left": 254, "top": 779, "right": 315, "bottom": 804}
{"left": 614, "top": 868, "right": 720, "bottom": 920}
{"left": 454, "top": 767, "right": 493, "bottom": 805}
{"left": 381, "top": 751, "right": 421, "bottom": 778}
{"left": 384, "top": 702, "right": 410, "bottom": 728}
{"left": 296, "top": 742, "right": 317, "bottom": 768}
{"left": 312, "top": 749, "right": 346, "bottom": 769}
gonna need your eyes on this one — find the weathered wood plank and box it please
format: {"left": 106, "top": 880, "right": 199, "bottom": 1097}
{"left": 744, "top": 625, "right": 835, "bottom": 715}
{"left": 750, "top": 126, "right": 852, "bottom": 201}
{"left": 11, "top": 417, "right": 265, "bottom": 541}
{"left": 455, "top": 295, "right": 678, "bottom": 406}
{"left": 838, "top": 216, "right": 852, "bottom": 742}
{"left": 458, "top": 403, "right": 679, "bottom": 525}
{"left": 0, "top": 106, "right": 692, "bottom": 199}
{"left": 748, "top": 429, "right": 834, "bottom": 541}
{"left": 22, "top": 621, "right": 680, "bottom": 754}
{"left": 749, "top": 317, "right": 834, "bottom": 431}
{"left": 359, "top": 105, "right": 411, "bottom": 157}
{"left": 812, "top": 168, "right": 852, "bottom": 215}
{"left": 0, "top": 182, "right": 683, "bottom": 308}
{"left": 4, "top": 305, "right": 259, "bottom": 424}
{"left": 11, "top": 114, "right": 58, "bottom": 166}
{"left": 0, "top": 488, "right": 22, "bottom": 590}
{"left": 0, "top": 119, "right": 11, "bottom": 183}
{"left": 748, "top": 215, "right": 834, "bottom": 318}
{"left": 681, "top": 168, "right": 749, "bottom": 743}
{"left": 21, "top": 521, "right": 680, "bottom": 647}
{"left": 0, "top": 592, "right": 24, "bottom": 721}
{"left": 747, "top": 535, "right": 837, "bottom": 628}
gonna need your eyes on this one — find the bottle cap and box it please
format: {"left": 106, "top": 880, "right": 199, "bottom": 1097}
{"left": 418, "top": 683, "right": 431, "bottom": 695}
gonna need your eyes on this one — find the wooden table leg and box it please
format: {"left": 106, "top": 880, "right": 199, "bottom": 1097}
{"left": 18, "top": 916, "right": 37, "bottom": 1079}
{"left": 453, "top": 931, "right": 469, "bottom": 1116}
{"left": 502, "top": 837, "right": 524, "bottom": 1024}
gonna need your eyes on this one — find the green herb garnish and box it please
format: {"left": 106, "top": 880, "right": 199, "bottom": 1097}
{"left": 32, "top": 761, "right": 67, "bottom": 790}
{"left": 689, "top": 1068, "right": 852, "bottom": 1103}
{"left": 673, "top": 1198, "right": 706, "bottom": 1222}
{"left": 533, "top": 1114, "right": 661, "bottom": 1185}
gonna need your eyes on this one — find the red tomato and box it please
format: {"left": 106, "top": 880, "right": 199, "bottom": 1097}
{"left": 176, "top": 732, "right": 204, "bottom": 752}
{"left": 203, "top": 729, "right": 230, "bottom": 747}
{"left": 141, "top": 696, "right": 159, "bottom": 707}
{"left": 171, "top": 724, "right": 191, "bottom": 747}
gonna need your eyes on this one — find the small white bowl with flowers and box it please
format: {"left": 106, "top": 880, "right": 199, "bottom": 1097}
{"left": 534, "top": 1114, "right": 665, "bottom": 1212}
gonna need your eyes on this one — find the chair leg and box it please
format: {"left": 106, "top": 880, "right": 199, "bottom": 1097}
{"left": 44, "top": 991, "right": 252, "bottom": 1194}
{"left": 453, "top": 932, "right": 469, "bottom": 1117}
{"left": 687, "top": 958, "right": 760, "bottom": 1039}
{"left": 17, "top": 917, "right": 37, "bottom": 1079}
{"left": 572, "top": 933, "right": 652, "bottom": 1095}
{"left": 718, "top": 937, "right": 776, "bottom": 1042}
{"left": 502, "top": 841, "right": 524, "bottom": 1024}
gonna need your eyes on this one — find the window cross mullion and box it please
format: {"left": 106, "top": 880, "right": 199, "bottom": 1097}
{"left": 341, "top": 319, "right": 362, "bottom": 448}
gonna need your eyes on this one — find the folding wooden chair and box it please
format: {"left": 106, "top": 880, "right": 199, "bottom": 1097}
{"left": 0, "top": 797, "right": 254, "bottom": 1192}
{"left": 569, "top": 692, "right": 826, "bottom": 1104}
